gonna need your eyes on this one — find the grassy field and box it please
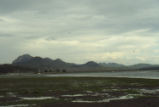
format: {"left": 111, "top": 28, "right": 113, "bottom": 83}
{"left": 0, "top": 76, "right": 159, "bottom": 106}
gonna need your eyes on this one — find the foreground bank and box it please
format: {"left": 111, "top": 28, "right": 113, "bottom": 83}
{"left": 0, "top": 77, "right": 159, "bottom": 107}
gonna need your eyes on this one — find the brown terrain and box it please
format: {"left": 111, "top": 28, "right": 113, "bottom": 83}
{"left": 41, "top": 97, "right": 159, "bottom": 107}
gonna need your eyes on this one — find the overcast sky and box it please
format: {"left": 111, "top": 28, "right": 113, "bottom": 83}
{"left": 0, "top": 0, "right": 159, "bottom": 65}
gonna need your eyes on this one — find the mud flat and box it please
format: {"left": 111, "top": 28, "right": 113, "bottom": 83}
{"left": 0, "top": 77, "right": 159, "bottom": 107}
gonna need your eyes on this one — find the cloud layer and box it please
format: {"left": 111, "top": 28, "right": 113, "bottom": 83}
{"left": 0, "top": 0, "right": 159, "bottom": 64}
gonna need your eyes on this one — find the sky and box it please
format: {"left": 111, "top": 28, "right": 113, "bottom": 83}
{"left": 0, "top": 0, "right": 159, "bottom": 65}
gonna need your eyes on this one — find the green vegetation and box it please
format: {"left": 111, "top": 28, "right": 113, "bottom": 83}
{"left": 0, "top": 77, "right": 159, "bottom": 106}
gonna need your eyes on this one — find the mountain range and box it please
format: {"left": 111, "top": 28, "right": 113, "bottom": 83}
{"left": 12, "top": 54, "right": 75, "bottom": 69}
{"left": 1, "top": 54, "right": 159, "bottom": 73}
{"left": 12, "top": 54, "right": 127, "bottom": 69}
{"left": 12, "top": 54, "right": 159, "bottom": 69}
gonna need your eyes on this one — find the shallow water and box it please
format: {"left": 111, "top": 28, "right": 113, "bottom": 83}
{"left": 0, "top": 104, "right": 29, "bottom": 107}
{"left": 61, "top": 94, "right": 86, "bottom": 97}
{"left": 46, "top": 70, "right": 159, "bottom": 79}
{"left": 21, "top": 96, "right": 53, "bottom": 100}
{"left": 72, "top": 94, "right": 140, "bottom": 103}
{"left": 1, "top": 70, "right": 159, "bottom": 79}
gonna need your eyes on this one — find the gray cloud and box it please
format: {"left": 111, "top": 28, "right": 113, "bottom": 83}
{"left": 0, "top": 0, "right": 159, "bottom": 64}
{"left": 0, "top": 33, "right": 13, "bottom": 37}
{"left": 0, "top": 0, "right": 33, "bottom": 14}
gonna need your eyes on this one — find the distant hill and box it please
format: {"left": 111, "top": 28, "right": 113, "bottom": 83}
{"left": 78, "top": 61, "right": 100, "bottom": 68}
{"left": 129, "top": 63, "right": 153, "bottom": 69}
{"left": 12, "top": 54, "right": 75, "bottom": 69}
{"left": 12, "top": 54, "right": 104, "bottom": 71}
{"left": 129, "top": 63, "right": 159, "bottom": 70}
{"left": 99, "top": 63, "right": 125, "bottom": 68}
{"left": 12, "top": 54, "right": 33, "bottom": 64}
{"left": 9, "top": 54, "right": 159, "bottom": 72}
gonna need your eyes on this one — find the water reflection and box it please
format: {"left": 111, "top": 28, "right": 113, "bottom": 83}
{"left": 1, "top": 70, "right": 159, "bottom": 79}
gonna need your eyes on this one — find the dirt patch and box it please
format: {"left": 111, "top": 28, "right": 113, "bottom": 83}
{"left": 38, "top": 97, "right": 159, "bottom": 107}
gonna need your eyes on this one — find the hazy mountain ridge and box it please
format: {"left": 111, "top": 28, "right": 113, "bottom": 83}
{"left": 12, "top": 54, "right": 33, "bottom": 64}
{"left": 12, "top": 54, "right": 159, "bottom": 70}
{"left": 99, "top": 63, "right": 125, "bottom": 68}
{"left": 0, "top": 54, "right": 156, "bottom": 73}
{"left": 12, "top": 54, "right": 129, "bottom": 69}
{"left": 12, "top": 54, "right": 76, "bottom": 69}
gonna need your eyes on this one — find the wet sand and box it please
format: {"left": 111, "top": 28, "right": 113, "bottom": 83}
{"left": 41, "top": 97, "right": 159, "bottom": 107}
{"left": 1, "top": 77, "right": 159, "bottom": 107}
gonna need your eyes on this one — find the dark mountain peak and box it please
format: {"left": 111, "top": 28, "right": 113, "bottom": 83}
{"left": 54, "top": 58, "right": 64, "bottom": 62}
{"left": 19, "top": 54, "right": 32, "bottom": 58}
{"left": 85, "top": 61, "right": 99, "bottom": 67}
{"left": 22, "top": 54, "right": 31, "bottom": 57}
{"left": 12, "top": 54, "right": 72, "bottom": 69}
{"left": 99, "top": 62, "right": 125, "bottom": 67}
{"left": 44, "top": 58, "right": 54, "bottom": 62}
{"left": 32, "top": 56, "right": 43, "bottom": 60}
{"left": 12, "top": 54, "right": 33, "bottom": 64}
{"left": 86, "top": 61, "right": 97, "bottom": 64}
{"left": 44, "top": 57, "right": 52, "bottom": 60}
{"left": 133, "top": 63, "right": 151, "bottom": 66}
{"left": 130, "top": 63, "right": 152, "bottom": 69}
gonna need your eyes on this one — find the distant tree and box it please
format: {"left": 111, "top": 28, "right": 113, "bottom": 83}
{"left": 56, "top": 69, "right": 60, "bottom": 72}
{"left": 48, "top": 69, "right": 52, "bottom": 72}
{"left": 44, "top": 69, "right": 48, "bottom": 72}
{"left": 62, "top": 69, "right": 67, "bottom": 73}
